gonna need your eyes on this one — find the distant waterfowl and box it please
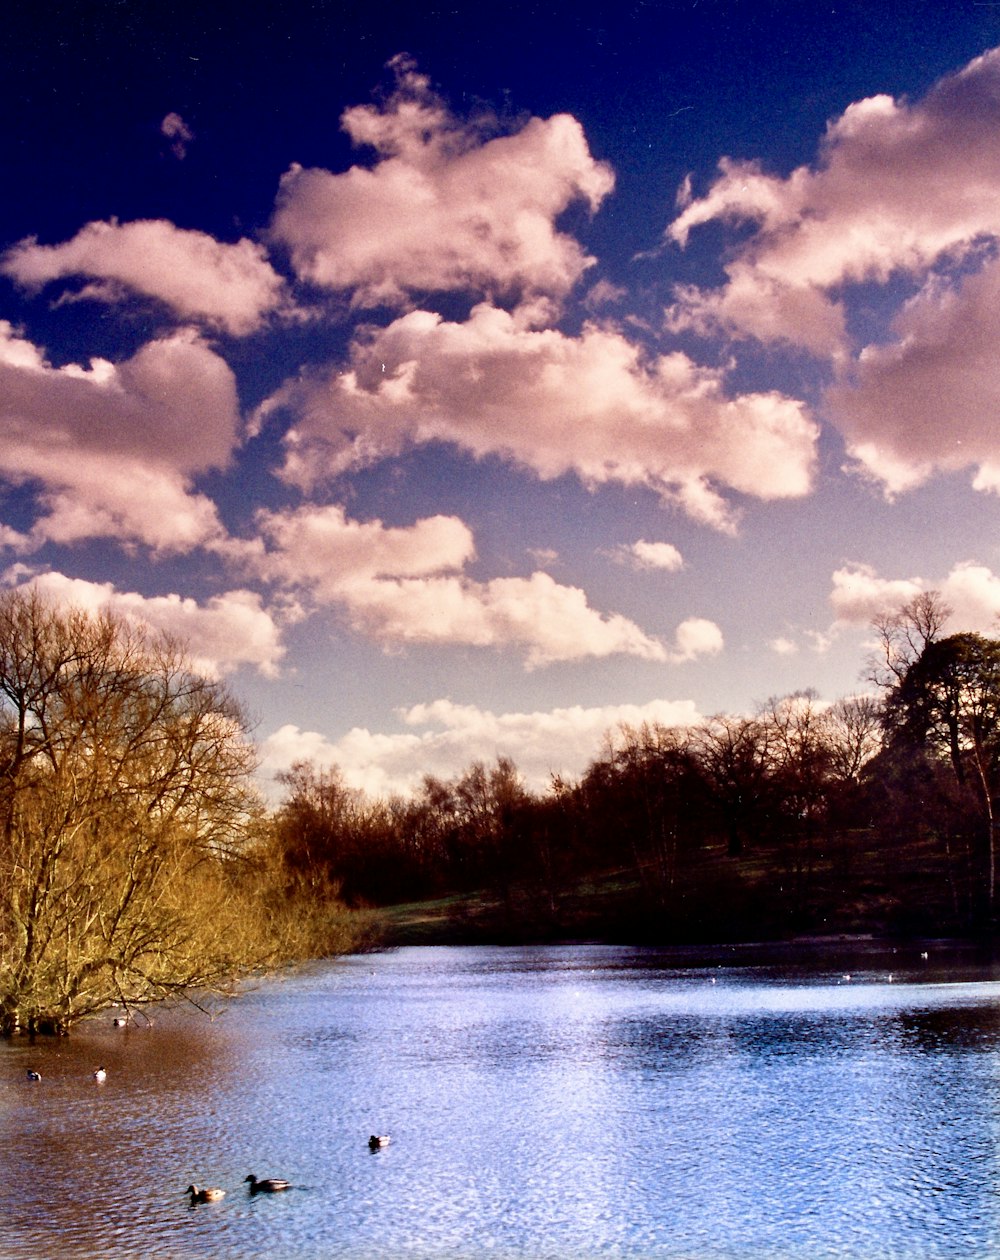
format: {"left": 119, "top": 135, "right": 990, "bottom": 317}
{"left": 368, "top": 1134, "right": 390, "bottom": 1150}
{"left": 113, "top": 1016, "right": 128, "bottom": 1027}
{"left": 26, "top": 1069, "right": 41, "bottom": 1082}
{"left": 245, "top": 1174, "right": 291, "bottom": 1194}
{"left": 92, "top": 1066, "right": 107, "bottom": 1082}
{"left": 186, "top": 1184, "right": 225, "bottom": 1203}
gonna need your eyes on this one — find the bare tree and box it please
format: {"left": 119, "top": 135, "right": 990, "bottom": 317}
{"left": 823, "top": 695, "right": 884, "bottom": 785}
{"left": 869, "top": 591, "right": 951, "bottom": 690}
{"left": 692, "top": 715, "right": 775, "bottom": 856}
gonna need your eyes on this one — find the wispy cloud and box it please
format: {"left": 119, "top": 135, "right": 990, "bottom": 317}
{"left": 161, "top": 111, "right": 194, "bottom": 159}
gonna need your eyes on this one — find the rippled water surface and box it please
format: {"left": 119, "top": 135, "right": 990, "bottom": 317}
{"left": 4, "top": 944, "right": 1000, "bottom": 1258}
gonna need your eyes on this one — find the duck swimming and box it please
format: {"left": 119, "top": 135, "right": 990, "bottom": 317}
{"left": 368, "top": 1134, "right": 390, "bottom": 1150}
{"left": 26, "top": 1070, "right": 41, "bottom": 1082}
{"left": 92, "top": 1067, "right": 107, "bottom": 1083}
{"left": 186, "top": 1185, "right": 225, "bottom": 1203}
{"left": 245, "top": 1174, "right": 291, "bottom": 1194}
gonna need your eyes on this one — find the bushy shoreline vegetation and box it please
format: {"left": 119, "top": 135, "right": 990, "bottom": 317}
{"left": 0, "top": 590, "right": 362, "bottom": 1037}
{"left": 6, "top": 586, "right": 1000, "bottom": 1035}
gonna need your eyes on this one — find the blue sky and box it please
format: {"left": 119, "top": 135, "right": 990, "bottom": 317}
{"left": 5, "top": 1, "right": 1000, "bottom": 797}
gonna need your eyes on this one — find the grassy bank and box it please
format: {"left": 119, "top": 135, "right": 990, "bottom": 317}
{"left": 370, "top": 825, "right": 983, "bottom": 950}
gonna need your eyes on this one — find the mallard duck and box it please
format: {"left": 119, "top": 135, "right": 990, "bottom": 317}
{"left": 92, "top": 1066, "right": 107, "bottom": 1082}
{"left": 186, "top": 1184, "right": 225, "bottom": 1203}
{"left": 244, "top": 1174, "right": 291, "bottom": 1194}
{"left": 368, "top": 1134, "right": 390, "bottom": 1150}
{"left": 26, "top": 1069, "right": 41, "bottom": 1082}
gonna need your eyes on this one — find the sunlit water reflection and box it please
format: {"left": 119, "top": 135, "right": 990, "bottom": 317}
{"left": 3, "top": 944, "right": 1000, "bottom": 1258}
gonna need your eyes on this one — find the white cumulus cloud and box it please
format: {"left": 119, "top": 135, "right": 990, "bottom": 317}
{"left": 261, "top": 302, "right": 818, "bottom": 532}
{"left": 668, "top": 616, "right": 724, "bottom": 663}
{"left": 2, "top": 219, "right": 286, "bottom": 335}
{"left": 3, "top": 570, "right": 287, "bottom": 678}
{"left": 668, "top": 47, "right": 1000, "bottom": 356}
{"left": 244, "top": 502, "right": 667, "bottom": 667}
{"left": 614, "top": 539, "right": 684, "bottom": 571}
{"left": 830, "top": 561, "right": 1000, "bottom": 634}
{"left": 335, "top": 570, "right": 669, "bottom": 669}
{"left": 269, "top": 56, "right": 614, "bottom": 304}
{"left": 260, "top": 695, "right": 705, "bottom": 797}
{"left": 829, "top": 260, "right": 1000, "bottom": 495}
{"left": 0, "top": 323, "right": 240, "bottom": 552}
{"left": 252, "top": 503, "right": 476, "bottom": 595}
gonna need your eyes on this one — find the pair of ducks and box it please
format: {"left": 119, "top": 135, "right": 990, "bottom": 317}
{"left": 188, "top": 1140, "right": 391, "bottom": 1205}
{"left": 25, "top": 1066, "right": 105, "bottom": 1082}
{"left": 186, "top": 1175, "right": 290, "bottom": 1203}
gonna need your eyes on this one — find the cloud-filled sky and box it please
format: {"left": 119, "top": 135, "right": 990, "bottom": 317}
{"left": 6, "top": 0, "right": 1000, "bottom": 797}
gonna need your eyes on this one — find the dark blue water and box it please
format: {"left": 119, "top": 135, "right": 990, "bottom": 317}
{"left": 3, "top": 944, "right": 1000, "bottom": 1258}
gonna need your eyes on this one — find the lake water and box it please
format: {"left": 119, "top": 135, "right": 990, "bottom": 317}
{"left": 3, "top": 943, "right": 1000, "bottom": 1258}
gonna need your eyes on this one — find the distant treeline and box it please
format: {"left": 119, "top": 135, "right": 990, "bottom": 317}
{"left": 272, "top": 594, "right": 1000, "bottom": 944}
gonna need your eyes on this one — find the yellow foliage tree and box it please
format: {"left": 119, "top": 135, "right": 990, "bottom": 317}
{"left": 0, "top": 588, "right": 352, "bottom": 1036}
